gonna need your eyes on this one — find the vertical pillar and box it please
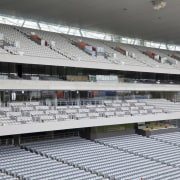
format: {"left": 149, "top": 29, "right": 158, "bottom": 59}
{"left": 176, "top": 119, "right": 180, "bottom": 128}
{"left": 13, "top": 135, "right": 21, "bottom": 145}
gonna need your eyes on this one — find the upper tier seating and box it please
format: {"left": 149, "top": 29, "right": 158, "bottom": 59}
{"left": 106, "top": 41, "right": 176, "bottom": 69}
{"left": 18, "top": 27, "right": 108, "bottom": 63}
{"left": 146, "top": 47, "right": 178, "bottom": 65}
{"left": 22, "top": 136, "right": 180, "bottom": 180}
{"left": 0, "top": 24, "right": 65, "bottom": 59}
{"left": 0, "top": 24, "right": 180, "bottom": 70}
{"left": 163, "top": 51, "right": 180, "bottom": 69}
{"left": 137, "top": 46, "right": 177, "bottom": 69}
{"left": 68, "top": 35, "right": 146, "bottom": 66}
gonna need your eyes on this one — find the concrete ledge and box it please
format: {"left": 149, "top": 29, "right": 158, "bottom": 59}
{"left": 0, "top": 79, "right": 180, "bottom": 91}
{"left": 0, "top": 54, "right": 180, "bottom": 75}
{"left": 0, "top": 112, "right": 179, "bottom": 136}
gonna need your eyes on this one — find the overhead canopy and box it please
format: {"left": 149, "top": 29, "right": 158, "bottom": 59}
{"left": 0, "top": 0, "right": 179, "bottom": 44}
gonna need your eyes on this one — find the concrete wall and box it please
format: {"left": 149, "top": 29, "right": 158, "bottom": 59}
{"left": 89, "top": 129, "right": 135, "bottom": 140}
{"left": 1, "top": 54, "right": 180, "bottom": 75}
{"left": 1, "top": 79, "right": 180, "bottom": 91}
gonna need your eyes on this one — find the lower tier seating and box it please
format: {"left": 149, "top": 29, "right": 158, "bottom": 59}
{"left": 151, "top": 131, "right": 180, "bottom": 147}
{"left": 95, "top": 134, "right": 180, "bottom": 168}
{"left": 21, "top": 136, "right": 180, "bottom": 180}
{"left": 0, "top": 145, "right": 102, "bottom": 180}
{"left": 0, "top": 172, "right": 18, "bottom": 180}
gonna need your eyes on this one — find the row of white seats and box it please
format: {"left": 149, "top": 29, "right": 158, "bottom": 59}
{"left": 96, "top": 134, "right": 180, "bottom": 168}
{"left": 106, "top": 41, "right": 179, "bottom": 70}
{"left": 0, "top": 24, "right": 65, "bottom": 59}
{"left": 69, "top": 35, "right": 146, "bottom": 67}
{"left": 0, "top": 99, "right": 175, "bottom": 126}
{"left": 0, "top": 172, "right": 18, "bottom": 180}
{"left": 19, "top": 27, "right": 102, "bottom": 62}
{"left": 151, "top": 131, "right": 180, "bottom": 146}
{"left": 1, "top": 24, "right": 180, "bottom": 71}
{"left": 0, "top": 145, "right": 102, "bottom": 180}
{"left": 22, "top": 136, "right": 180, "bottom": 180}
{"left": 141, "top": 99, "right": 180, "bottom": 113}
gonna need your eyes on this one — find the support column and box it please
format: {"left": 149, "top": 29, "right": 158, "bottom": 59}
{"left": 13, "top": 135, "right": 21, "bottom": 145}
{"left": 176, "top": 119, "right": 180, "bottom": 128}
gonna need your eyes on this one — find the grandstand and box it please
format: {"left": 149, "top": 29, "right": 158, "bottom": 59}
{"left": 0, "top": 0, "right": 180, "bottom": 180}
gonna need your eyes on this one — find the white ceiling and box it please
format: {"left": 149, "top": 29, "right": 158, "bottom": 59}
{"left": 0, "top": 0, "right": 180, "bottom": 44}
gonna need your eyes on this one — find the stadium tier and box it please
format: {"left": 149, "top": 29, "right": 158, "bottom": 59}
{"left": 0, "top": 24, "right": 180, "bottom": 72}
{"left": 0, "top": 98, "right": 179, "bottom": 136}
{"left": 0, "top": 144, "right": 103, "bottom": 180}
{"left": 0, "top": 1, "right": 180, "bottom": 180}
{"left": 1, "top": 133, "right": 180, "bottom": 180}
{"left": 1, "top": 23, "right": 180, "bottom": 93}
{"left": 20, "top": 135, "right": 180, "bottom": 180}
{"left": 150, "top": 132, "right": 180, "bottom": 147}
{"left": 0, "top": 135, "right": 180, "bottom": 180}
{"left": 0, "top": 98, "right": 177, "bottom": 125}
